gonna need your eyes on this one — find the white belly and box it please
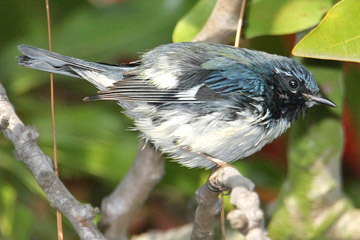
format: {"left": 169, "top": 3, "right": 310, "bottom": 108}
{"left": 131, "top": 104, "right": 291, "bottom": 169}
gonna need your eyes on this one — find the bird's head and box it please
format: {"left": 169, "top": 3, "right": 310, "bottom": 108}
{"left": 255, "top": 56, "right": 336, "bottom": 122}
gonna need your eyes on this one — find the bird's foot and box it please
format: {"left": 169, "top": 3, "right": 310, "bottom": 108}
{"left": 193, "top": 152, "right": 235, "bottom": 191}
{"left": 178, "top": 144, "right": 230, "bottom": 169}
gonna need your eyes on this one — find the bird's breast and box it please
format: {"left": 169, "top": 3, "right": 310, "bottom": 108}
{"left": 131, "top": 104, "right": 291, "bottom": 168}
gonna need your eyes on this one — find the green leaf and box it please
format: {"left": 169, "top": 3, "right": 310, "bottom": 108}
{"left": 293, "top": 0, "right": 360, "bottom": 63}
{"left": 244, "top": 0, "right": 334, "bottom": 38}
{"left": 172, "top": 0, "right": 216, "bottom": 42}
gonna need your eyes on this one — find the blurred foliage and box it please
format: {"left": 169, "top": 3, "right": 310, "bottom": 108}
{"left": 172, "top": 0, "right": 336, "bottom": 42}
{"left": 0, "top": 0, "right": 359, "bottom": 239}
{"left": 172, "top": 0, "right": 216, "bottom": 43}
{"left": 342, "top": 64, "right": 360, "bottom": 208}
{"left": 344, "top": 65, "right": 360, "bottom": 138}
{"left": 293, "top": 0, "right": 360, "bottom": 63}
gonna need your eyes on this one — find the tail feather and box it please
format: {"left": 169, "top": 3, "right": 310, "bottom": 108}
{"left": 18, "top": 45, "right": 127, "bottom": 90}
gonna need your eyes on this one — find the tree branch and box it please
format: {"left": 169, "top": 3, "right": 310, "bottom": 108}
{"left": 193, "top": 0, "right": 243, "bottom": 44}
{"left": 191, "top": 184, "right": 221, "bottom": 240}
{"left": 0, "top": 83, "right": 106, "bottom": 240}
{"left": 209, "top": 165, "right": 269, "bottom": 240}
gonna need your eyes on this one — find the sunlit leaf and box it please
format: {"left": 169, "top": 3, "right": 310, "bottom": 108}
{"left": 244, "top": 0, "right": 334, "bottom": 38}
{"left": 293, "top": 0, "right": 360, "bottom": 63}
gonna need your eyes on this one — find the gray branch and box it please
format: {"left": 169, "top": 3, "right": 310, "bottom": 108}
{"left": 191, "top": 184, "right": 221, "bottom": 240}
{"left": 193, "top": 0, "right": 243, "bottom": 44}
{"left": 0, "top": 83, "right": 106, "bottom": 240}
{"left": 211, "top": 166, "right": 268, "bottom": 239}
{"left": 191, "top": 165, "right": 269, "bottom": 240}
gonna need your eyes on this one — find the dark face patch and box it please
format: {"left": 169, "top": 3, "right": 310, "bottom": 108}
{"left": 266, "top": 70, "right": 314, "bottom": 122}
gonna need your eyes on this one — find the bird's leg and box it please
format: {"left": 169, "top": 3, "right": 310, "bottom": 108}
{"left": 174, "top": 144, "right": 227, "bottom": 239}
{"left": 178, "top": 144, "right": 234, "bottom": 190}
{"left": 197, "top": 153, "right": 232, "bottom": 240}
{"left": 194, "top": 151, "right": 233, "bottom": 192}
{"left": 197, "top": 152, "right": 230, "bottom": 168}
{"left": 176, "top": 141, "right": 229, "bottom": 169}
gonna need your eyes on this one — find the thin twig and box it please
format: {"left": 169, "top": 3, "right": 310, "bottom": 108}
{"left": 221, "top": 193, "right": 226, "bottom": 239}
{"left": 234, "top": 0, "right": 247, "bottom": 47}
{"left": 44, "top": 0, "right": 63, "bottom": 239}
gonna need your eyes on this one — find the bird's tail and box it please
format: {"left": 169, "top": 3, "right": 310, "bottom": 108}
{"left": 18, "top": 45, "right": 129, "bottom": 90}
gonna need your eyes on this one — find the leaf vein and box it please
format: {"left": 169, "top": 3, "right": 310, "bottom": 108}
{"left": 324, "top": 35, "right": 360, "bottom": 50}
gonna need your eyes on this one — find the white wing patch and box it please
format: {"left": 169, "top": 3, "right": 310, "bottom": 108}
{"left": 176, "top": 84, "right": 203, "bottom": 101}
{"left": 143, "top": 56, "right": 180, "bottom": 89}
{"left": 145, "top": 69, "right": 179, "bottom": 89}
{"left": 71, "top": 68, "right": 116, "bottom": 91}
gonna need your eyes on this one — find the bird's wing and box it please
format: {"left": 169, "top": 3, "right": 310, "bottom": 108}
{"left": 85, "top": 54, "right": 261, "bottom": 103}
{"left": 84, "top": 73, "right": 223, "bottom": 103}
{"left": 201, "top": 56, "right": 265, "bottom": 96}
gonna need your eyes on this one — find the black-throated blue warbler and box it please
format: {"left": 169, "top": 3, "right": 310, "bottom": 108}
{"left": 18, "top": 42, "right": 336, "bottom": 169}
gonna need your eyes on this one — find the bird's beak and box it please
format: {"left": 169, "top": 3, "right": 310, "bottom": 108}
{"left": 303, "top": 93, "right": 337, "bottom": 108}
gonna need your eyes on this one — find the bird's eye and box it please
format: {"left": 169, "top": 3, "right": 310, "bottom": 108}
{"left": 288, "top": 79, "right": 299, "bottom": 90}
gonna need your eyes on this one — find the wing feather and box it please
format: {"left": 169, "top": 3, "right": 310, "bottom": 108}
{"left": 86, "top": 52, "right": 257, "bottom": 103}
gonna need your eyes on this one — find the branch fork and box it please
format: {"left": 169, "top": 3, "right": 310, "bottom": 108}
{"left": 192, "top": 163, "right": 269, "bottom": 240}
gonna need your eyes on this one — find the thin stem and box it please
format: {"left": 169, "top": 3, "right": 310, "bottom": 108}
{"left": 234, "top": 0, "right": 247, "bottom": 47}
{"left": 221, "top": 193, "right": 226, "bottom": 240}
{"left": 45, "top": 0, "right": 63, "bottom": 239}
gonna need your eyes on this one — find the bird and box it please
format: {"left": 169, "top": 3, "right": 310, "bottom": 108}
{"left": 17, "top": 42, "right": 336, "bottom": 169}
